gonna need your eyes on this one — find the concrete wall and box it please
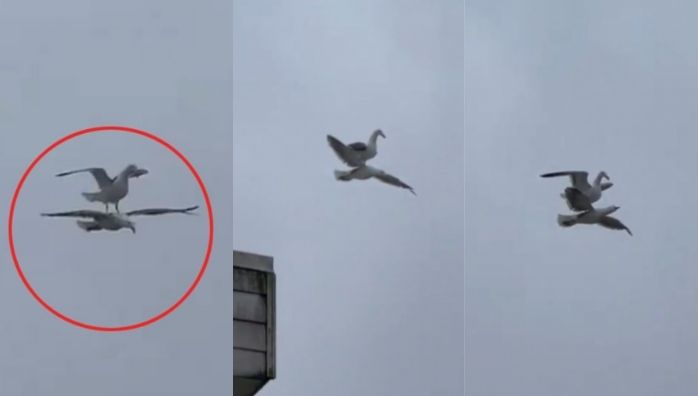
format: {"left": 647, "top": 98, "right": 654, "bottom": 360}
{"left": 234, "top": 251, "right": 276, "bottom": 396}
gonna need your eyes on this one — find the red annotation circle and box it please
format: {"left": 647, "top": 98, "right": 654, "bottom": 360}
{"left": 7, "top": 125, "right": 214, "bottom": 332}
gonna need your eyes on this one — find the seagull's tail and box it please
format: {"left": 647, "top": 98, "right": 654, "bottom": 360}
{"left": 557, "top": 214, "right": 578, "bottom": 228}
{"left": 81, "top": 192, "right": 100, "bottom": 202}
{"left": 76, "top": 220, "right": 99, "bottom": 232}
{"left": 334, "top": 170, "right": 352, "bottom": 181}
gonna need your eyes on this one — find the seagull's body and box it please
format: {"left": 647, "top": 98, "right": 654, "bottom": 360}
{"left": 540, "top": 170, "right": 613, "bottom": 211}
{"left": 334, "top": 165, "right": 416, "bottom": 195}
{"left": 557, "top": 205, "right": 632, "bottom": 236}
{"left": 327, "top": 129, "right": 385, "bottom": 167}
{"left": 56, "top": 164, "right": 148, "bottom": 212}
{"left": 41, "top": 206, "right": 198, "bottom": 233}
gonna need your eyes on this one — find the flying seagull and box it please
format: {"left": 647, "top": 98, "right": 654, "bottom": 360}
{"left": 327, "top": 129, "right": 385, "bottom": 167}
{"left": 41, "top": 205, "right": 199, "bottom": 233}
{"left": 56, "top": 164, "right": 148, "bottom": 213}
{"left": 334, "top": 165, "right": 416, "bottom": 195}
{"left": 557, "top": 204, "right": 632, "bottom": 236}
{"left": 540, "top": 170, "right": 613, "bottom": 211}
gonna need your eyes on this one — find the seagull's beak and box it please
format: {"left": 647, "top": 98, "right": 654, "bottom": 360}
{"left": 379, "top": 130, "right": 386, "bottom": 138}
{"left": 133, "top": 169, "right": 149, "bottom": 178}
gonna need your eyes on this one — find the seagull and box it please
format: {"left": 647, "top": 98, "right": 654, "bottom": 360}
{"left": 334, "top": 165, "right": 416, "bottom": 195}
{"left": 41, "top": 205, "right": 199, "bottom": 233}
{"left": 327, "top": 129, "right": 385, "bottom": 167}
{"left": 557, "top": 204, "right": 632, "bottom": 236}
{"left": 540, "top": 170, "right": 613, "bottom": 211}
{"left": 55, "top": 164, "right": 148, "bottom": 213}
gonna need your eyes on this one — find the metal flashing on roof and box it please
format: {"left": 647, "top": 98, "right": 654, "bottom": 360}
{"left": 234, "top": 250, "right": 274, "bottom": 273}
{"left": 234, "top": 250, "right": 276, "bottom": 396}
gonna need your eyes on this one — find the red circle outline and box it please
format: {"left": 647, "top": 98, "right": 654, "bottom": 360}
{"left": 8, "top": 125, "right": 214, "bottom": 332}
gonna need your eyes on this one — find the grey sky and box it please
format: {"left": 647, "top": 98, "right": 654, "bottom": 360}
{"left": 233, "top": 1, "right": 463, "bottom": 395}
{"left": 467, "top": 1, "right": 698, "bottom": 395}
{"left": 0, "top": 1, "right": 233, "bottom": 395}
{"left": 0, "top": 1, "right": 464, "bottom": 395}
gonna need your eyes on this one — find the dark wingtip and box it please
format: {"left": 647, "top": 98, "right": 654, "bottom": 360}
{"left": 184, "top": 205, "right": 199, "bottom": 214}
{"left": 540, "top": 171, "right": 567, "bottom": 178}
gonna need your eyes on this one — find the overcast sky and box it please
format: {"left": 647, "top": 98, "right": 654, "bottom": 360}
{"left": 233, "top": 1, "right": 464, "bottom": 395}
{"left": 0, "top": 1, "right": 463, "bottom": 395}
{"left": 0, "top": 1, "right": 234, "bottom": 394}
{"left": 467, "top": 1, "right": 698, "bottom": 395}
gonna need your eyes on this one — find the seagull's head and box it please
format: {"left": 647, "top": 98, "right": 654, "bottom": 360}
{"left": 131, "top": 168, "right": 149, "bottom": 178}
{"left": 375, "top": 129, "right": 386, "bottom": 139}
{"left": 123, "top": 164, "right": 140, "bottom": 177}
{"left": 599, "top": 171, "right": 610, "bottom": 181}
{"left": 127, "top": 222, "right": 136, "bottom": 234}
{"left": 609, "top": 205, "right": 620, "bottom": 213}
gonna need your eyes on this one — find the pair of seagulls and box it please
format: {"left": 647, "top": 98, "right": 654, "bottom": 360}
{"left": 327, "top": 129, "right": 416, "bottom": 195}
{"left": 541, "top": 170, "right": 632, "bottom": 236}
{"left": 41, "top": 164, "right": 198, "bottom": 233}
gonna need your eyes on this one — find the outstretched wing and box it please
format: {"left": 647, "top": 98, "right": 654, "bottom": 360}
{"left": 126, "top": 206, "right": 199, "bottom": 216}
{"left": 41, "top": 209, "right": 108, "bottom": 220}
{"left": 563, "top": 187, "right": 594, "bottom": 211}
{"left": 598, "top": 216, "right": 632, "bottom": 236}
{"left": 540, "top": 171, "right": 591, "bottom": 190}
{"left": 375, "top": 172, "right": 416, "bottom": 195}
{"left": 327, "top": 135, "right": 362, "bottom": 166}
{"left": 55, "top": 168, "right": 113, "bottom": 189}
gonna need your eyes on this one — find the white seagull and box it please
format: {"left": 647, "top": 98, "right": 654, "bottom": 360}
{"left": 56, "top": 164, "right": 148, "bottom": 213}
{"left": 327, "top": 129, "right": 385, "bottom": 167}
{"left": 557, "top": 204, "right": 632, "bottom": 236}
{"left": 334, "top": 165, "right": 416, "bottom": 195}
{"left": 41, "top": 205, "right": 199, "bottom": 233}
{"left": 540, "top": 170, "right": 613, "bottom": 211}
